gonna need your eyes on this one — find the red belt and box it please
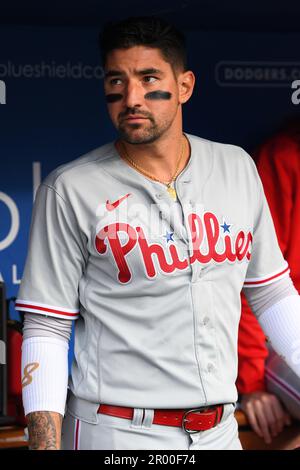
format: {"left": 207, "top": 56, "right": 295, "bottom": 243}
{"left": 97, "top": 404, "right": 224, "bottom": 433}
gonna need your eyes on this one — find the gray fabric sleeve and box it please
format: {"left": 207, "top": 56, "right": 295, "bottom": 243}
{"left": 242, "top": 274, "right": 298, "bottom": 319}
{"left": 22, "top": 312, "right": 72, "bottom": 342}
{"left": 16, "top": 184, "right": 87, "bottom": 320}
{"left": 241, "top": 148, "right": 288, "bottom": 285}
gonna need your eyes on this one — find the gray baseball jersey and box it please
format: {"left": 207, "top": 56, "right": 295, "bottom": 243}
{"left": 16, "top": 133, "right": 289, "bottom": 408}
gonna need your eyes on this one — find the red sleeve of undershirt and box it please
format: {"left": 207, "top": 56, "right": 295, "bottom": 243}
{"left": 237, "top": 292, "right": 268, "bottom": 394}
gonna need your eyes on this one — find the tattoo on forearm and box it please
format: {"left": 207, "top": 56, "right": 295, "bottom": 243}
{"left": 27, "top": 412, "right": 62, "bottom": 450}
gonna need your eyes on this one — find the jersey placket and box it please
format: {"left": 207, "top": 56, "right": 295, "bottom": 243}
{"left": 174, "top": 159, "right": 214, "bottom": 403}
{"left": 174, "top": 178, "right": 203, "bottom": 283}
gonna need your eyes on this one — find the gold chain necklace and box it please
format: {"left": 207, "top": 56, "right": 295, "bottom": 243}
{"left": 120, "top": 136, "right": 185, "bottom": 201}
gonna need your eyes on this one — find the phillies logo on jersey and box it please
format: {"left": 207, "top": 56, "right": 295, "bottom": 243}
{"left": 94, "top": 208, "right": 253, "bottom": 284}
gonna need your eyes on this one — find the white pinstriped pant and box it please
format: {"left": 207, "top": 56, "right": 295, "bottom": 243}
{"left": 61, "top": 395, "right": 242, "bottom": 450}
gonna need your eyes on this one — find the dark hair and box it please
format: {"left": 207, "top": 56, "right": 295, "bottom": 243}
{"left": 99, "top": 16, "right": 187, "bottom": 73}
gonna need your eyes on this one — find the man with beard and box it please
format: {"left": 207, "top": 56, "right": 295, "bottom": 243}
{"left": 16, "top": 17, "right": 300, "bottom": 450}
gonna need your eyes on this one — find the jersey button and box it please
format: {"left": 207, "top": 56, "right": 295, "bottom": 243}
{"left": 207, "top": 363, "right": 214, "bottom": 373}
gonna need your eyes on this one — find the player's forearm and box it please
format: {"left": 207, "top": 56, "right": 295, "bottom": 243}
{"left": 26, "top": 411, "right": 63, "bottom": 450}
{"left": 22, "top": 335, "right": 69, "bottom": 449}
{"left": 259, "top": 294, "right": 300, "bottom": 377}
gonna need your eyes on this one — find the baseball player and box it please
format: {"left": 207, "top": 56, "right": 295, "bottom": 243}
{"left": 16, "top": 16, "right": 300, "bottom": 450}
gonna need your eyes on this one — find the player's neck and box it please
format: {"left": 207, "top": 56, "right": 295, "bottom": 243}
{"left": 117, "top": 129, "right": 191, "bottom": 182}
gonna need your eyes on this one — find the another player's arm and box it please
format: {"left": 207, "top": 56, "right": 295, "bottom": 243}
{"left": 26, "top": 411, "right": 63, "bottom": 450}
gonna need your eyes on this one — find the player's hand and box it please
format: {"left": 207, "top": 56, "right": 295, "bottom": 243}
{"left": 240, "top": 391, "right": 292, "bottom": 444}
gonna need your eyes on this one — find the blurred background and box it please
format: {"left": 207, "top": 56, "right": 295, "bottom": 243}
{"left": 1, "top": 0, "right": 300, "bottom": 319}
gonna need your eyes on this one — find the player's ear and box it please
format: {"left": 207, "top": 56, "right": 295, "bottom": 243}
{"left": 177, "top": 70, "right": 195, "bottom": 104}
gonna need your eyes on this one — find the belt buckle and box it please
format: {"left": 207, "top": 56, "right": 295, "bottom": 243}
{"left": 181, "top": 406, "right": 211, "bottom": 434}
